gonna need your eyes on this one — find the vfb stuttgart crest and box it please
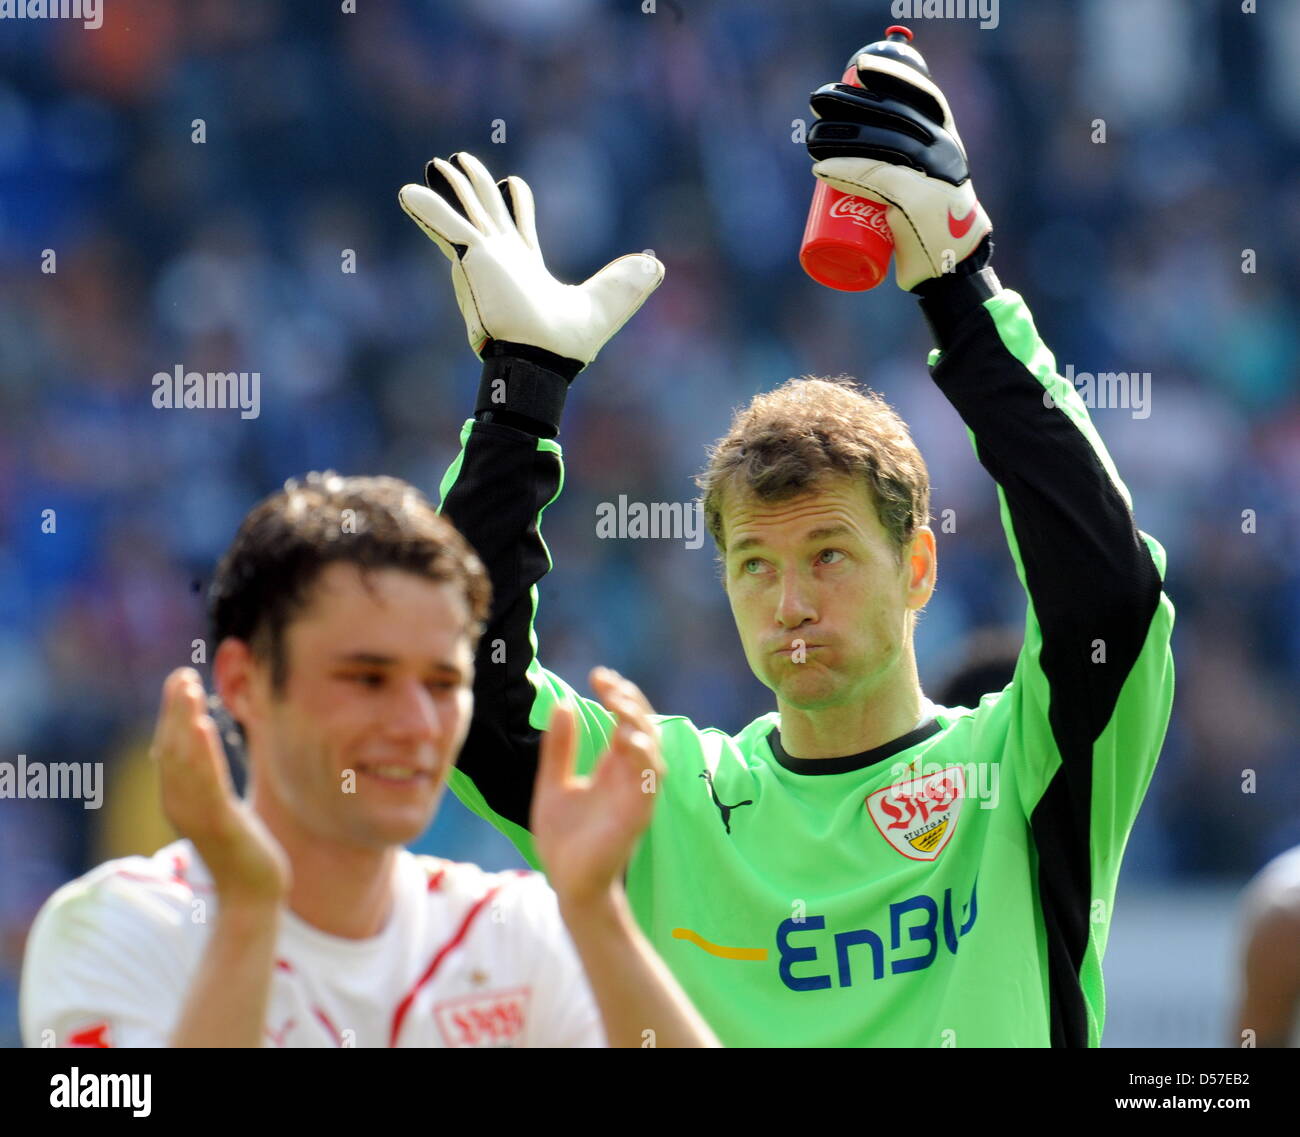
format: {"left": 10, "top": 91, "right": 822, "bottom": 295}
{"left": 866, "top": 766, "right": 965, "bottom": 861}
{"left": 434, "top": 988, "right": 530, "bottom": 1047}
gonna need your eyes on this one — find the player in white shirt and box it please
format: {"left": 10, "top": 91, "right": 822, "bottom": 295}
{"left": 21, "top": 472, "right": 718, "bottom": 1048}
{"left": 23, "top": 843, "right": 611, "bottom": 1048}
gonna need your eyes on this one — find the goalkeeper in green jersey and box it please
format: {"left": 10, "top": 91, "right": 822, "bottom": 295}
{"left": 397, "top": 51, "right": 1175, "bottom": 1048}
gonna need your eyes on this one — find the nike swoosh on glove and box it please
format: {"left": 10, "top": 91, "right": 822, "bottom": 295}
{"left": 806, "top": 53, "right": 992, "bottom": 291}
{"left": 399, "top": 152, "right": 663, "bottom": 369}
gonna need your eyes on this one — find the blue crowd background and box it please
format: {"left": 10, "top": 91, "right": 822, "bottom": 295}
{"left": 2, "top": 0, "right": 1298, "bottom": 1045}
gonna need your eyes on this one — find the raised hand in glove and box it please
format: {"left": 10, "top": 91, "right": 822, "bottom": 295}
{"left": 399, "top": 152, "right": 664, "bottom": 371}
{"left": 807, "top": 51, "right": 993, "bottom": 292}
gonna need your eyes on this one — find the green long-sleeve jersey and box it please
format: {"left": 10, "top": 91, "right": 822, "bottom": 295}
{"left": 437, "top": 282, "right": 1174, "bottom": 1048}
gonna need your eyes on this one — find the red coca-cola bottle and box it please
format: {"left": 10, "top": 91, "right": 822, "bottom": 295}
{"left": 799, "top": 25, "right": 931, "bottom": 291}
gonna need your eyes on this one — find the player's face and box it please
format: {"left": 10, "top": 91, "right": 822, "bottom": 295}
{"left": 248, "top": 563, "right": 475, "bottom": 851}
{"left": 721, "top": 475, "right": 934, "bottom": 711}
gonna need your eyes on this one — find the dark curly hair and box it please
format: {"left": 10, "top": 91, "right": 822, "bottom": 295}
{"left": 208, "top": 471, "right": 491, "bottom": 693}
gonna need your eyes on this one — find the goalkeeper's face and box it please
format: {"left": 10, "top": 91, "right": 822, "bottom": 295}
{"left": 236, "top": 563, "right": 475, "bottom": 851}
{"left": 722, "top": 475, "right": 935, "bottom": 711}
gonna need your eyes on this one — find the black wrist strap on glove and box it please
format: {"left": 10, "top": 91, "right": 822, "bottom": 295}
{"left": 912, "top": 235, "right": 1000, "bottom": 350}
{"left": 475, "top": 340, "right": 584, "bottom": 438}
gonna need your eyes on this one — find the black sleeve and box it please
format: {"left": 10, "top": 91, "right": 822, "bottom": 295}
{"left": 438, "top": 343, "right": 578, "bottom": 830}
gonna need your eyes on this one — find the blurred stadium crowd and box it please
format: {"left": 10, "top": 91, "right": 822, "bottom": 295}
{"left": 1, "top": 0, "right": 1299, "bottom": 1044}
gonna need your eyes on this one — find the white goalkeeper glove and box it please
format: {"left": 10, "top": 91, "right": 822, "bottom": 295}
{"left": 807, "top": 53, "right": 993, "bottom": 291}
{"left": 398, "top": 152, "right": 664, "bottom": 369}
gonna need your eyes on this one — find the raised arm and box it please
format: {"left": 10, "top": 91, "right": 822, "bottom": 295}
{"left": 399, "top": 154, "right": 664, "bottom": 865}
{"left": 532, "top": 668, "right": 720, "bottom": 1048}
{"left": 21, "top": 668, "right": 289, "bottom": 1049}
{"left": 155, "top": 668, "right": 289, "bottom": 1048}
{"left": 807, "top": 48, "right": 1174, "bottom": 1047}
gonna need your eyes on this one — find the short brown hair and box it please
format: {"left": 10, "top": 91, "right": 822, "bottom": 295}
{"left": 698, "top": 376, "right": 930, "bottom": 556}
{"left": 209, "top": 471, "right": 491, "bottom": 692}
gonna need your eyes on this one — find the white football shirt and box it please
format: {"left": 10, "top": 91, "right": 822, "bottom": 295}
{"left": 20, "top": 839, "right": 605, "bottom": 1048}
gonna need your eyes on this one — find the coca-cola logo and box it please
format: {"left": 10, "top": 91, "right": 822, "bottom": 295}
{"left": 829, "top": 195, "right": 893, "bottom": 240}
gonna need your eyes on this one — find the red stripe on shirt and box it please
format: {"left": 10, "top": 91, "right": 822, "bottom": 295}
{"left": 110, "top": 871, "right": 213, "bottom": 895}
{"left": 67, "top": 1021, "right": 112, "bottom": 1048}
{"left": 388, "top": 885, "right": 503, "bottom": 1048}
{"left": 314, "top": 1006, "right": 345, "bottom": 1046}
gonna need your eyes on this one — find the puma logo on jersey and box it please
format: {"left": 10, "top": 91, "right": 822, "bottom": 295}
{"left": 700, "top": 770, "right": 753, "bottom": 835}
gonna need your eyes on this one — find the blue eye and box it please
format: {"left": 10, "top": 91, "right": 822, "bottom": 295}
{"left": 818, "top": 549, "right": 845, "bottom": 565}
{"left": 743, "top": 558, "right": 764, "bottom": 574}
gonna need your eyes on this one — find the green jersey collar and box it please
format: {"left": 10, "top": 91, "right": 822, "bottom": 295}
{"left": 767, "top": 717, "right": 943, "bottom": 776}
